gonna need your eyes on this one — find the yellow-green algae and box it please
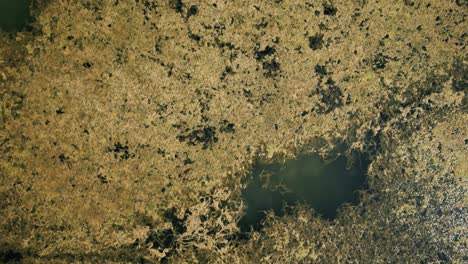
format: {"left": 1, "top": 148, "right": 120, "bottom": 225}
{"left": 0, "top": 0, "right": 466, "bottom": 263}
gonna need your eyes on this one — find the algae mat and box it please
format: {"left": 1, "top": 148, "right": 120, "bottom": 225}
{"left": 0, "top": 0, "right": 466, "bottom": 263}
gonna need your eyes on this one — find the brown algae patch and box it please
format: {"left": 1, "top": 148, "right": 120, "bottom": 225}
{"left": 0, "top": 0, "right": 466, "bottom": 262}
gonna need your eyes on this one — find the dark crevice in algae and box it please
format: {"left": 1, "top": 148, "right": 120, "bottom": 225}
{"left": 238, "top": 149, "right": 370, "bottom": 239}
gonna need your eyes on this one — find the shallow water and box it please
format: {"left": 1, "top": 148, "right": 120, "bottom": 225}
{"left": 239, "top": 152, "right": 369, "bottom": 232}
{"left": 0, "top": 0, "right": 31, "bottom": 32}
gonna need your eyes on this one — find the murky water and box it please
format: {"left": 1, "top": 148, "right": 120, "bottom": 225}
{"left": 0, "top": 0, "right": 31, "bottom": 32}
{"left": 239, "top": 152, "right": 369, "bottom": 233}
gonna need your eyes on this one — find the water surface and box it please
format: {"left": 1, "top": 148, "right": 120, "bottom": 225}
{"left": 239, "top": 152, "right": 369, "bottom": 233}
{"left": 0, "top": 0, "right": 31, "bottom": 32}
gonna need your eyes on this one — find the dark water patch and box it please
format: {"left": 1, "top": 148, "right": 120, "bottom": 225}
{"left": 372, "top": 52, "right": 390, "bottom": 71}
{"left": 238, "top": 150, "right": 369, "bottom": 236}
{"left": 108, "top": 142, "right": 134, "bottom": 160}
{"left": 0, "top": 0, "right": 32, "bottom": 32}
{"left": 169, "top": 0, "right": 184, "bottom": 13}
{"left": 262, "top": 59, "right": 281, "bottom": 78}
{"left": 309, "top": 77, "right": 344, "bottom": 114}
{"left": 142, "top": 208, "right": 192, "bottom": 263}
{"left": 451, "top": 59, "right": 467, "bottom": 93}
{"left": 177, "top": 126, "right": 219, "bottom": 149}
{"left": 0, "top": 249, "right": 23, "bottom": 263}
{"left": 187, "top": 5, "right": 198, "bottom": 17}
{"left": 308, "top": 33, "right": 324, "bottom": 50}
{"left": 323, "top": 2, "right": 337, "bottom": 16}
{"left": 314, "top": 64, "right": 327, "bottom": 77}
{"left": 255, "top": 46, "right": 276, "bottom": 61}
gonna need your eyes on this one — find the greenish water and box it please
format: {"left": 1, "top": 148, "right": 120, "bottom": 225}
{"left": 0, "top": 0, "right": 31, "bottom": 32}
{"left": 239, "top": 152, "right": 369, "bottom": 233}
